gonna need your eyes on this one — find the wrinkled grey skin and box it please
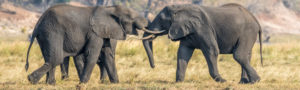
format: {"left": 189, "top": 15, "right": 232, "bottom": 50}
{"left": 143, "top": 4, "right": 263, "bottom": 84}
{"left": 60, "top": 39, "right": 117, "bottom": 82}
{"left": 25, "top": 4, "right": 148, "bottom": 84}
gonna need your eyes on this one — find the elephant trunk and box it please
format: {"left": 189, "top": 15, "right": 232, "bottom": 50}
{"left": 142, "top": 39, "right": 155, "bottom": 68}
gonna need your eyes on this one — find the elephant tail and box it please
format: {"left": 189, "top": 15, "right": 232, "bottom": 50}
{"left": 259, "top": 27, "right": 263, "bottom": 67}
{"left": 25, "top": 33, "right": 36, "bottom": 71}
{"left": 25, "top": 9, "right": 52, "bottom": 71}
{"left": 25, "top": 13, "right": 49, "bottom": 72}
{"left": 25, "top": 25, "right": 40, "bottom": 71}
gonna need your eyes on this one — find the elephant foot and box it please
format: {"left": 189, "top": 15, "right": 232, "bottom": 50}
{"left": 79, "top": 75, "right": 90, "bottom": 84}
{"left": 100, "top": 77, "right": 106, "bottom": 83}
{"left": 175, "top": 78, "right": 184, "bottom": 82}
{"left": 27, "top": 74, "right": 39, "bottom": 84}
{"left": 99, "top": 79, "right": 109, "bottom": 83}
{"left": 61, "top": 75, "right": 69, "bottom": 80}
{"left": 79, "top": 80, "right": 88, "bottom": 84}
{"left": 239, "top": 78, "right": 249, "bottom": 84}
{"left": 46, "top": 79, "right": 56, "bottom": 85}
{"left": 249, "top": 76, "right": 260, "bottom": 84}
{"left": 76, "top": 83, "right": 87, "bottom": 90}
{"left": 214, "top": 77, "right": 227, "bottom": 83}
{"left": 110, "top": 80, "right": 119, "bottom": 83}
{"left": 80, "top": 77, "right": 90, "bottom": 84}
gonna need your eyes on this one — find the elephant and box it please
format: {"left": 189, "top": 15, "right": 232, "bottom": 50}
{"left": 59, "top": 39, "right": 117, "bottom": 82}
{"left": 142, "top": 3, "right": 263, "bottom": 84}
{"left": 25, "top": 4, "right": 162, "bottom": 84}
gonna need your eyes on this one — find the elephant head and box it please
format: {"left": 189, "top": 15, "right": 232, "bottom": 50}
{"left": 91, "top": 5, "right": 164, "bottom": 68}
{"left": 142, "top": 5, "right": 203, "bottom": 68}
{"left": 91, "top": 5, "right": 151, "bottom": 40}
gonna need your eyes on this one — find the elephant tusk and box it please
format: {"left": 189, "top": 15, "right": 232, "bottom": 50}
{"left": 139, "top": 34, "right": 156, "bottom": 40}
{"left": 142, "top": 28, "right": 166, "bottom": 34}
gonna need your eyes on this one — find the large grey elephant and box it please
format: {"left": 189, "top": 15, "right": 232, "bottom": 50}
{"left": 142, "top": 4, "right": 263, "bottom": 84}
{"left": 25, "top": 4, "right": 161, "bottom": 84}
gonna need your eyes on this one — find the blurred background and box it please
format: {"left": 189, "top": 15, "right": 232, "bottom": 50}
{"left": 0, "top": 0, "right": 300, "bottom": 89}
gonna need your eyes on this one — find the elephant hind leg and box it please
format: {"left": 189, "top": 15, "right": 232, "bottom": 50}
{"left": 233, "top": 48, "right": 260, "bottom": 84}
{"left": 28, "top": 63, "right": 52, "bottom": 84}
{"left": 29, "top": 54, "right": 63, "bottom": 85}
{"left": 46, "top": 67, "right": 56, "bottom": 85}
{"left": 28, "top": 36, "right": 64, "bottom": 84}
{"left": 233, "top": 35, "right": 260, "bottom": 84}
{"left": 239, "top": 67, "right": 250, "bottom": 84}
{"left": 233, "top": 52, "right": 260, "bottom": 84}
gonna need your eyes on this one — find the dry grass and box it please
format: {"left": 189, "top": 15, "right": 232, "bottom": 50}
{"left": 0, "top": 34, "right": 300, "bottom": 89}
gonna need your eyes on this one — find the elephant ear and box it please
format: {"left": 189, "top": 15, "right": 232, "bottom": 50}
{"left": 90, "top": 6, "right": 126, "bottom": 40}
{"left": 168, "top": 12, "right": 199, "bottom": 41}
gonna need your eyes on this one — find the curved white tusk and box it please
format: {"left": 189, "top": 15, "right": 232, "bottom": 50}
{"left": 139, "top": 34, "right": 156, "bottom": 40}
{"left": 142, "top": 28, "right": 166, "bottom": 34}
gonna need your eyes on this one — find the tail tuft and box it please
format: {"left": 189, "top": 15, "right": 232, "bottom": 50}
{"left": 259, "top": 29, "right": 263, "bottom": 67}
{"left": 25, "top": 63, "right": 29, "bottom": 71}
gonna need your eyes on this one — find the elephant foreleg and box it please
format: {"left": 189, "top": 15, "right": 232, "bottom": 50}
{"left": 74, "top": 54, "right": 85, "bottom": 79}
{"left": 98, "top": 57, "right": 108, "bottom": 82}
{"left": 176, "top": 42, "right": 195, "bottom": 82}
{"left": 79, "top": 39, "right": 103, "bottom": 83}
{"left": 102, "top": 39, "right": 119, "bottom": 83}
{"left": 102, "top": 47, "right": 119, "bottom": 83}
{"left": 60, "top": 57, "right": 70, "bottom": 80}
{"left": 201, "top": 45, "right": 226, "bottom": 83}
{"left": 98, "top": 51, "right": 108, "bottom": 82}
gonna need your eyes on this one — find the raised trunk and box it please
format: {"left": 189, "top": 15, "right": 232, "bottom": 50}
{"left": 142, "top": 39, "right": 155, "bottom": 68}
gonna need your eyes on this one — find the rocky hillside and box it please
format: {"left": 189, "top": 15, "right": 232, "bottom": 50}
{"left": 0, "top": 3, "right": 39, "bottom": 36}
{"left": 249, "top": 0, "right": 300, "bottom": 35}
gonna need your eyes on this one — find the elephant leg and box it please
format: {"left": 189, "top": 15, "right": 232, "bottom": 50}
{"left": 46, "top": 67, "right": 56, "bottom": 85}
{"left": 98, "top": 53, "right": 108, "bottom": 82}
{"left": 199, "top": 37, "right": 226, "bottom": 83}
{"left": 176, "top": 42, "right": 195, "bottom": 82}
{"left": 234, "top": 50, "right": 260, "bottom": 84}
{"left": 233, "top": 35, "right": 260, "bottom": 84}
{"left": 28, "top": 37, "right": 64, "bottom": 84}
{"left": 79, "top": 39, "right": 103, "bottom": 83}
{"left": 240, "top": 55, "right": 253, "bottom": 84}
{"left": 102, "top": 39, "right": 119, "bottom": 83}
{"left": 28, "top": 63, "right": 52, "bottom": 84}
{"left": 202, "top": 48, "right": 226, "bottom": 83}
{"left": 239, "top": 67, "right": 249, "bottom": 84}
{"left": 60, "top": 57, "right": 70, "bottom": 80}
{"left": 73, "top": 54, "right": 85, "bottom": 79}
